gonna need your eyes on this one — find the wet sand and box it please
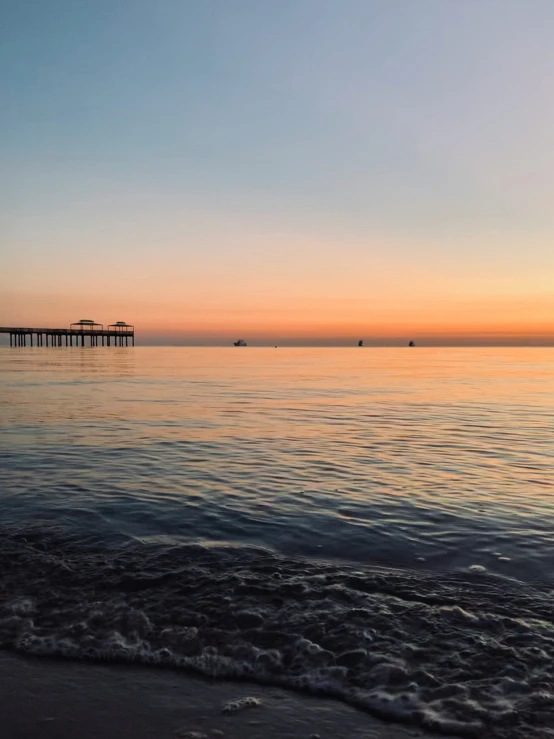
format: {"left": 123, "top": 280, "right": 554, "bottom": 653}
{"left": 0, "top": 652, "right": 454, "bottom": 739}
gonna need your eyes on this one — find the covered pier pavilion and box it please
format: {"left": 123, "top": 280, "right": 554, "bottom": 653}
{"left": 0, "top": 319, "right": 135, "bottom": 347}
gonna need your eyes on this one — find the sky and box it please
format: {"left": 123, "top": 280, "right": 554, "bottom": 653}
{"left": 2, "top": 0, "right": 554, "bottom": 345}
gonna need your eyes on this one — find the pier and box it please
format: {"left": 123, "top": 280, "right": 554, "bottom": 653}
{"left": 0, "top": 320, "right": 135, "bottom": 347}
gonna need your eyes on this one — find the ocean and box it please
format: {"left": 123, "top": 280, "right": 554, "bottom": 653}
{"left": 1, "top": 347, "right": 553, "bottom": 737}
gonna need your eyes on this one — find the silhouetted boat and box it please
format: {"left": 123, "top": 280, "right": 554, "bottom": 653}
{"left": 408, "top": 341, "right": 415, "bottom": 347}
{"left": 233, "top": 339, "right": 247, "bottom": 346}
{"left": 358, "top": 340, "right": 364, "bottom": 347}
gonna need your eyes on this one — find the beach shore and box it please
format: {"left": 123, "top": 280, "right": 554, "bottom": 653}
{"left": 0, "top": 651, "right": 454, "bottom": 739}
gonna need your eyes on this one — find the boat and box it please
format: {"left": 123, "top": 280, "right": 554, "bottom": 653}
{"left": 408, "top": 340, "right": 415, "bottom": 347}
{"left": 358, "top": 340, "right": 364, "bottom": 347}
{"left": 233, "top": 339, "right": 247, "bottom": 346}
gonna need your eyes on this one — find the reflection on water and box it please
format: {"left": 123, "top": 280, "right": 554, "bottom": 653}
{"left": 0, "top": 347, "right": 553, "bottom": 580}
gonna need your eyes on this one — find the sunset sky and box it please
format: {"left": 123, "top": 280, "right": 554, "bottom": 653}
{"left": 2, "top": 0, "right": 554, "bottom": 345}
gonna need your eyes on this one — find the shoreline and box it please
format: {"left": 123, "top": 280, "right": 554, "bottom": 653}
{"left": 0, "top": 651, "right": 456, "bottom": 739}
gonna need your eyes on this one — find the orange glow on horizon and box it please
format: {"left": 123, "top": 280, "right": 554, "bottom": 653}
{"left": 2, "top": 265, "right": 553, "bottom": 345}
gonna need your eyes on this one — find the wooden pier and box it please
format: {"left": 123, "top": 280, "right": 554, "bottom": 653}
{"left": 0, "top": 320, "right": 135, "bottom": 347}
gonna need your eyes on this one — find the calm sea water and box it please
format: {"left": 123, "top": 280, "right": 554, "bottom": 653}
{"left": 1, "top": 347, "right": 553, "bottom": 737}
{"left": 1, "top": 347, "right": 552, "bottom": 576}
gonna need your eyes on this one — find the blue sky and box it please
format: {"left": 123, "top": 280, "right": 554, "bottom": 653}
{"left": 2, "top": 0, "right": 554, "bottom": 344}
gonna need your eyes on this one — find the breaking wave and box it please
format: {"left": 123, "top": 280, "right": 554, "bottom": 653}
{"left": 2, "top": 526, "right": 554, "bottom": 737}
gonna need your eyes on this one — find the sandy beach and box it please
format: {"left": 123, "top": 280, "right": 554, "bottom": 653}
{"left": 0, "top": 652, "right": 455, "bottom": 739}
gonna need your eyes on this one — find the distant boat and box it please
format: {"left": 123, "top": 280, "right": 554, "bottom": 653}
{"left": 233, "top": 339, "right": 247, "bottom": 346}
{"left": 408, "top": 340, "right": 415, "bottom": 347}
{"left": 358, "top": 340, "right": 364, "bottom": 347}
